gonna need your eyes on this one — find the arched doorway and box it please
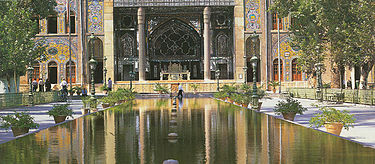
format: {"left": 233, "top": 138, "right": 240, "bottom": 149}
{"left": 273, "top": 59, "right": 283, "bottom": 81}
{"left": 148, "top": 19, "right": 201, "bottom": 80}
{"left": 66, "top": 61, "right": 76, "bottom": 83}
{"left": 245, "top": 37, "right": 260, "bottom": 82}
{"left": 292, "top": 58, "right": 302, "bottom": 81}
{"left": 48, "top": 61, "right": 58, "bottom": 84}
{"left": 88, "top": 38, "right": 103, "bottom": 83}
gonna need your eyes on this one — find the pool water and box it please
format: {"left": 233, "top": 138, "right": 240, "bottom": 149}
{"left": 0, "top": 98, "right": 374, "bottom": 163}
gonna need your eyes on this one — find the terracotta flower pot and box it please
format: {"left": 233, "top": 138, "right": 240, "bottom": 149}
{"left": 272, "top": 88, "right": 276, "bottom": 93}
{"left": 81, "top": 108, "right": 90, "bottom": 115}
{"left": 11, "top": 127, "right": 29, "bottom": 137}
{"left": 220, "top": 97, "right": 226, "bottom": 101}
{"left": 102, "top": 103, "right": 110, "bottom": 108}
{"left": 241, "top": 103, "right": 248, "bottom": 108}
{"left": 258, "top": 102, "right": 263, "bottom": 110}
{"left": 53, "top": 115, "right": 67, "bottom": 124}
{"left": 324, "top": 122, "right": 344, "bottom": 136}
{"left": 282, "top": 112, "right": 297, "bottom": 121}
{"left": 91, "top": 108, "right": 98, "bottom": 112}
{"left": 227, "top": 98, "right": 234, "bottom": 104}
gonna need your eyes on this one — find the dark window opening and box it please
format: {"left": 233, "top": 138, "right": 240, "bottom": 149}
{"left": 47, "top": 16, "right": 57, "bottom": 34}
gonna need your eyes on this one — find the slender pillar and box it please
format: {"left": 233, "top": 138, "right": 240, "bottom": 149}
{"left": 138, "top": 7, "right": 146, "bottom": 81}
{"left": 104, "top": 0, "right": 114, "bottom": 83}
{"left": 203, "top": 7, "right": 211, "bottom": 81}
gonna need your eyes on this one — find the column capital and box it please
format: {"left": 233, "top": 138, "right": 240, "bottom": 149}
{"left": 203, "top": 7, "right": 211, "bottom": 23}
{"left": 138, "top": 7, "right": 145, "bottom": 24}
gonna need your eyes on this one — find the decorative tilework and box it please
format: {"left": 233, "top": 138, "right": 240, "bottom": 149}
{"left": 55, "top": 0, "right": 77, "bottom": 15}
{"left": 88, "top": 0, "right": 104, "bottom": 33}
{"left": 245, "top": 0, "right": 260, "bottom": 30}
{"left": 40, "top": 19, "right": 47, "bottom": 34}
{"left": 272, "top": 36, "right": 302, "bottom": 81}
{"left": 36, "top": 38, "right": 78, "bottom": 64}
{"left": 58, "top": 15, "right": 65, "bottom": 33}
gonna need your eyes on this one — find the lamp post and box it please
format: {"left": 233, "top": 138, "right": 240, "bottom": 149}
{"left": 103, "top": 56, "right": 107, "bottom": 87}
{"left": 250, "top": 55, "right": 259, "bottom": 110}
{"left": 129, "top": 71, "right": 136, "bottom": 90}
{"left": 89, "top": 34, "right": 98, "bottom": 99}
{"left": 243, "top": 55, "right": 247, "bottom": 84}
{"left": 315, "top": 63, "right": 323, "bottom": 102}
{"left": 215, "top": 69, "right": 220, "bottom": 91}
{"left": 27, "top": 65, "right": 34, "bottom": 106}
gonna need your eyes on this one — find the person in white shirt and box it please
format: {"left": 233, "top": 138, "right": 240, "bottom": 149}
{"left": 38, "top": 79, "right": 44, "bottom": 92}
{"left": 60, "top": 79, "right": 68, "bottom": 94}
{"left": 177, "top": 83, "right": 183, "bottom": 98}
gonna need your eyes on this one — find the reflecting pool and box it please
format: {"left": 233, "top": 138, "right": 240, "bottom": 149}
{"left": 1, "top": 98, "right": 375, "bottom": 163}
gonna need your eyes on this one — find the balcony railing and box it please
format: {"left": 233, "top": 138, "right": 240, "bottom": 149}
{"left": 114, "top": 0, "right": 235, "bottom": 7}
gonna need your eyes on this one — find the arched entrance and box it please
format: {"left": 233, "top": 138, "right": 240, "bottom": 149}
{"left": 148, "top": 19, "right": 201, "bottom": 80}
{"left": 245, "top": 37, "right": 260, "bottom": 82}
{"left": 88, "top": 38, "right": 103, "bottom": 83}
{"left": 48, "top": 61, "right": 58, "bottom": 84}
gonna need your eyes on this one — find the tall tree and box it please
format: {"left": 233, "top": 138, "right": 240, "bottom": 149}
{"left": 0, "top": 0, "right": 56, "bottom": 92}
{"left": 271, "top": 0, "right": 374, "bottom": 88}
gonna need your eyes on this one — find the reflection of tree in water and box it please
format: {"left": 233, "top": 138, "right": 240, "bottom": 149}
{"left": 156, "top": 99, "right": 168, "bottom": 109}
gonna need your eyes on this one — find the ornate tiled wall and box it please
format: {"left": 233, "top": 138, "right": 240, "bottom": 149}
{"left": 245, "top": 0, "right": 260, "bottom": 30}
{"left": 88, "top": 0, "right": 104, "bottom": 33}
{"left": 272, "top": 35, "right": 306, "bottom": 81}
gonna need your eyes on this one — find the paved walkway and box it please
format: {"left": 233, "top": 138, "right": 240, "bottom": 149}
{"left": 261, "top": 94, "right": 375, "bottom": 148}
{"left": 0, "top": 99, "right": 104, "bottom": 144}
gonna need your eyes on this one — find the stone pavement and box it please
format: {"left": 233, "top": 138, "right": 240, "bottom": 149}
{"left": 260, "top": 93, "right": 375, "bottom": 149}
{"left": 0, "top": 99, "right": 104, "bottom": 144}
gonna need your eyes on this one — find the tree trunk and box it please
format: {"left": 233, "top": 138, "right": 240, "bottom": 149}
{"left": 331, "top": 65, "right": 341, "bottom": 89}
{"left": 13, "top": 71, "right": 18, "bottom": 93}
{"left": 361, "top": 62, "right": 374, "bottom": 89}
{"left": 6, "top": 74, "right": 11, "bottom": 92}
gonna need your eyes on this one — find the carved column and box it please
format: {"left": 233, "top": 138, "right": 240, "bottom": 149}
{"left": 203, "top": 7, "right": 211, "bottom": 81}
{"left": 138, "top": 7, "right": 146, "bottom": 81}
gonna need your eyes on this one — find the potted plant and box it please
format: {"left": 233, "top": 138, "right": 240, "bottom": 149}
{"left": 68, "top": 88, "right": 75, "bottom": 96}
{"left": 213, "top": 91, "right": 227, "bottom": 101}
{"left": 100, "top": 96, "right": 116, "bottom": 108}
{"left": 48, "top": 104, "right": 74, "bottom": 124}
{"left": 81, "top": 96, "right": 90, "bottom": 115}
{"left": 309, "top": 107, "right": 356, "bottom": 136}
{"left": 190, "top": 83, "right": 199, "bottom": 94}
{"left": 273, "top": 97, "right": 307, "bottom": 121}
{"left": 241, "top": 94, "right": 252, "bottom": 108}
{"left": 74, "top": 86, "right": 82, "bottom": 96}
{"left": 100, "top": 85, "right": 109, "bottom": 94}
{"left": 154, "top": 83, "right": 169, "bottom": 94}
{"left": 89, "top": 98, "right": 99, "bottom": 112}
{"left": 0, "top": 111, "right": 39, "bottom": 137}
{"left": 221, "top": 85, "right": 237, "bottom": 103}
{"left": 268, "top": 81, "right": 280, "bottom": 93}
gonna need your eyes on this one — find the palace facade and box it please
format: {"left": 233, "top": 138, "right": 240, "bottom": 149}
{"left": 17, "top": 0, "right": 361, "bottom": 92}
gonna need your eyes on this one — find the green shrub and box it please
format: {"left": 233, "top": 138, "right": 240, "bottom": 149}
{"left": 48, "top": 104, "right": 74, "bottom": 118}
{"left": 0, "top": 111, "right": 39, "bottom": 130}
{"left": 81, "top": 96, "right": 90, "bottom": 109}
{"left": 154, "top": 83, "right": 170, "bottom": 94}
{"left": 273, "top": 97, "right": 307, "bottom": 115}
{"left": 309, "top": 107, "right": 355, "bottom": 130}
{"left": 214, "top": 92, "right": 228, "bottom": 99}
{"left": 190, "top": 83, "right": 199, "bottom": 92}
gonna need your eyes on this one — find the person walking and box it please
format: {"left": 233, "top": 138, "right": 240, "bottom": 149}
{"left": 32, "top": 79, "right": 38, "bottom": 92}
{"left": 38, "top": 79, "right": 44, "bottom": 92}
{"left": 60, "top": 78, "right": 68, "bottom": 94}
{"left": 347, "top": 78, "right": 352, "bottom": 89}
{"left": 45, "top": 79, "right": 51, "bottom": 92}
{"left": 108, "top": 78, "right": 112, "bottom": 91}
{"left": 177, "top": 83, "right": 184, "bottom": 98}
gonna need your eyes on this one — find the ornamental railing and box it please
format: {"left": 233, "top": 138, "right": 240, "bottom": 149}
{"left": 286, "top": 88, "right": 375, "bottom": 105}
{"left": 114, "top": 0, "right": 234, "bottom": 7}
{"left": 0, "top": 91, "right": 59, "bottom": 110}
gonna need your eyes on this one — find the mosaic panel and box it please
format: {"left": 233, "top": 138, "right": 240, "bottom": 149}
{"left": 55, "top": 0, "right": 77, "bottom": 15}
{"left": 245, "top": 0, "right": 260, "bottom": 30}
{"left": 88, "top": 0, "right": 104, "bottom": 33}
{"left": 272, "top": 36, "right": 302, "bottom": 81}
{"left": 39, "top": 19, "right": 47, "bottom": 34}
{"left": 58, "top": 15, "right": 65, "bottom": 34}
{"left": 36, "top": 38, "right": 78, "bottom": 64}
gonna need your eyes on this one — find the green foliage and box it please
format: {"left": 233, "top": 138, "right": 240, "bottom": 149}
{"left": 190, "top": 83, "right": 199, "bottom": 91}
{"left": 220, "top": 85, "right": 237, "bottom": 95}
{"left": 89, "top": 99, "right": 98, "bottom": 109}
{"left": 273, "top": 97, "right": 307, "bottom": 115}
{"left": 213, "top": 92, "right": 228, "bottom": 99}
{"left": 81, "top": 96, "right": 90, "bottom": 109}
{"left": 0, "top": 111, "right": 39, "bottom": 130}
{"left": 309, "top": 107, "right": 356, "bottom": 130}
{"left": 73, "top": 86, "right": 82, "bottom": 94}
{"left": 239, "top": 84, "right": 251, "bottom": 93}
{"left": 47, "top": 104, "right": 73, "bottom": 118}
{"left": 100, "top": 85, "right": 109, "bottom": 91}
{"left": 0, "top": 1, "right": 56, "bottom": 92}
{"left": 154, "top": 83, "right": 170, "bottom": 94}
{"left": 268, "top": 81, "right": 280, "bottom": 89}
{"left": 270, "top": 0, "right": 375, "bottom": 81}
{"left": 99, "top": 88, "right": 136, "bottom": 106}
{"left": 231, "top": 93, "right": 252, "bottom": 105}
